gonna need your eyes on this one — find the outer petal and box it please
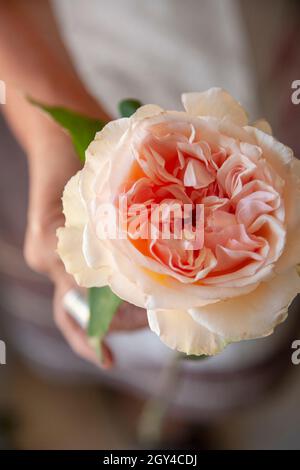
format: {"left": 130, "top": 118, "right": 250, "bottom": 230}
{"left": 147, "top": 308, "right": 226, "bottom": 356}
{"left": 83, "top": 106, "right": 164, "bottom": 201}
{"left": 82, "top": 118, "right": 132, "bottom": 202}
{"left": 252, "top": 118, "right": 272, "bottom": 135}
{"left": 57, "top": 172, "right": 111, "bottom": 287}
{"left": 57, "top": 226, "right": 110, "bottom": 287}
{"left": 189, "top": 268, "right": 300, "bottom": 341}
{"left": 182, "top": 87, "right": 248, "bottom": 126}
{"left": 276, "top": 157, "right": 300, "bottom": 272}
{"left": 217, "top": 119, "right": 292, "bottom": 177}
{"left": 62, "top": 171, "right": 87, "bottom": 227}
{"left": 131, "top": 104, "right": 164, "bottom": 121}
{"left": 244, "top": 125, "right": 293, "bottom": 173}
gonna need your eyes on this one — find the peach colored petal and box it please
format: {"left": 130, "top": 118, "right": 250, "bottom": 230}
{"left": 252, "top": 119, "right": 272, "bottom": 135}
{"left": 183, "top": 158, "right": 215, "bottom": 189}
{"left": 244, "top": 126, "right": 293, "bottom": 173}
{"left": 182, "top": 88, "right": 248, "bottom": 126}
{"left": 57, "top": 226, "right": 111, "bottom": 288}
{"left": 148, "top": 308, "right": 226, "bottom": 356}
{"left": 189, "top": 268, "right": 300, "bottom": 341}
{"left": 275, "top": 158, "right": 300, "bottom": 272}
{"left": 131, "top": 104, "right": 163, "bottom": 121}
{"left": 217, "top": 153, "right": 256, "bottom": 197}
{"left": 62, "top": 171, "right": 87, "bottom": 228}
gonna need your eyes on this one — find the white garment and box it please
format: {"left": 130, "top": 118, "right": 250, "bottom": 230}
{"left": 52, "top": 0, "right": 258, "bottom": 117}
{"left": 50, "top": 0, "right": 293, "bottom": 394}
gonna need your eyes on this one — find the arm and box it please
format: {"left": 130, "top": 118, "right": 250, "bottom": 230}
{"left": 0, "top": 0, "right": 113, "bottom": 366}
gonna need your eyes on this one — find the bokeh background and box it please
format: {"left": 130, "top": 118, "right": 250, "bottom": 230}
{"left": 0, "top": 0, "right": 300, "bottom": 449}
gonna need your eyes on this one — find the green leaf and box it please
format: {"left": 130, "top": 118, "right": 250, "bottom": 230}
{"left": 118, "top": 98, "right": 142, "bottom": 117}
{"left": 28, "top": 98, "right": 105, "bottom": 162}
{"left": 88, "top": 287, "right": 122, "bottom": 339}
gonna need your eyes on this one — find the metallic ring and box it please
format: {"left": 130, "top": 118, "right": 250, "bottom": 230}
{"left": 63, "top": 289, "right": 90, "bottom": 329}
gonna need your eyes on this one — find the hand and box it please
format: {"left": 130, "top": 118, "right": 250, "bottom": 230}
{"left": 23, "top": 124, "right": 147, "bottom": 368}
{"left": 0, "top": 0, "right": 149, "bottom": 369}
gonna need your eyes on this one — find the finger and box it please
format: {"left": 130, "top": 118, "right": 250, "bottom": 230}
{"left": 24, "top": 207, "right": 65, "bottom": 276}
{"left": 110, "top": 302, "right": 148, "bottom": 332}
{"left": 54, "top": 284, "right": 114, "bottom": 369}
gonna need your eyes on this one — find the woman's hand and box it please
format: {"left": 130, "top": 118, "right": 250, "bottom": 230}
{"left": 23, "top": 120, "right": 147, "bottom": 368}
{"left": 23, "top": 127, "right": 112, "bottom": 367}
{"left": 0, "top": 0, "right": 147, "bottom": 368}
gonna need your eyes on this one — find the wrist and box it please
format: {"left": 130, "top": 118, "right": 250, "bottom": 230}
{"left": 3, "top": 81, "right": 109, "bottom": 155}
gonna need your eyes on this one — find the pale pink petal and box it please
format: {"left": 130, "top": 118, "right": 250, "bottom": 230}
{"left": 189, "top": 268, "right": 300, "bottom": 341}
{"left": 182, "top": 88, "right": 248, "bottom": 126}
{"left": 148, "top": 308, "right": 226, "bottom": 356}
{"left": 183, "top": 158, "right": 215, "bottom": 189}
{"left": 252, "top": 119, "right": 272, "bottom": 135}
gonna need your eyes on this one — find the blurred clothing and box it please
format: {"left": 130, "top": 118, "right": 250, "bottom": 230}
{"left": 53, "top": 0, "right": 258, "bottom": 117}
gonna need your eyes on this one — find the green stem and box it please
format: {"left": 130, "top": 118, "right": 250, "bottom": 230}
{"left": 137, "top": 352, "right": 181, "bottom": 447}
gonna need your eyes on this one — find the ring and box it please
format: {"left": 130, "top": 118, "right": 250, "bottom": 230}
{"left": 63, "top": 289, "right": 90, "bottom": 329}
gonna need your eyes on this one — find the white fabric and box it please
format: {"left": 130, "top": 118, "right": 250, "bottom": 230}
{"left": 52, "top": 0, "right": 258, "bottom": 117}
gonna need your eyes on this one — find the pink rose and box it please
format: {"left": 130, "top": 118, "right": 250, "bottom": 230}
{"left": 58, "top": 88, "right": 300, "bottom": 355}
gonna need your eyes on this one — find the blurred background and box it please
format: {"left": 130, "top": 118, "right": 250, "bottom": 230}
{"left": 0, "top": 0, "right": 300, "bottom": 449}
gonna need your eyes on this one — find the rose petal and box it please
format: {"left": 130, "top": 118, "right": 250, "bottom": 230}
{"left": 82, "top": 118, "right": 132, "bottom": 203}
{"left": 62, "top": 171, "right": 87, "bottom": 227}
{"left": 189, "top": 268, "right": 300, "bottom": 341}
{"left": 57, "top": 226, "right": 111, "bottom": 287}
{"left": 183, "top": 158, "right": 215, "bottom": 189}
{"left": 276, "top": 158, "right": 300, "bottom": 272}
{"left": 147, "top": 308, "right": 226, "bottom": 355}
{"left": 244, "top": 126, "right": 294, "bottom": 173}
{"left": 182, "top": 88, "right": 248, "bottom": 126}
{"left": 131, "top": 104, "right": 163, "bottom": 121}
{"left": 252, "top": 119, "right": 272, "bottom": 135}
{"left": 57, "top": 172, "right": 111, "bottom": 287}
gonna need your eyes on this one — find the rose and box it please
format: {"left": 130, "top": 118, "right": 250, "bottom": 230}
{"left": 57, "top": 87, "right": 300, "bottom": 356}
